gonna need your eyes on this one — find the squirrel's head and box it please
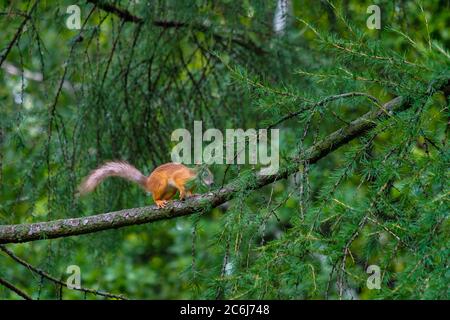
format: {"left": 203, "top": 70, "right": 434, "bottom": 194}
{"left": 197, "top": 166, "right": 214, "bottom": 186}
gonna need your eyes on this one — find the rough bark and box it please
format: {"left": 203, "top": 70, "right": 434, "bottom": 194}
{"left": 0, "top": 79, "right": 448, "bottom": 245}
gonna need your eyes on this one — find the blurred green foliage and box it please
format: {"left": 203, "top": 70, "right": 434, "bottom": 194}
{"left": 0, "top": 0, "right": 448, "bottom": 299}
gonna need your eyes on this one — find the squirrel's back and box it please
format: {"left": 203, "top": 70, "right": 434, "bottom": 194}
{"left": 147, "top": 163, "right": 195, "bottom": 189}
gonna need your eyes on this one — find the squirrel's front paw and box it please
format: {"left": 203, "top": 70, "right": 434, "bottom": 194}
{"left": 155, "top": 200, "right": 168, "bottom": 208}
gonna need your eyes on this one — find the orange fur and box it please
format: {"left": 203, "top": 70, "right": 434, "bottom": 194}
{"left": 146, "top": 163, "right": 197, "bottom": 208}
{"left": 78, "top": 162, "right": 209, "bottom": 208}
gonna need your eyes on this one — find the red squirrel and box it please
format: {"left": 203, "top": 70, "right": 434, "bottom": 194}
{"left": 78, "top": 162, "right": 213, "bottom": 208}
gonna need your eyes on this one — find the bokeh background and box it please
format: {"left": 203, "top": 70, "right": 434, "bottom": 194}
{"left": 0, "top": 0, "right": 449, "bottom": 299}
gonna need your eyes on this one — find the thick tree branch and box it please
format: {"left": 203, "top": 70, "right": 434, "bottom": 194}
{"left": 0, "top": 79, "right": 448, "bottom": 245}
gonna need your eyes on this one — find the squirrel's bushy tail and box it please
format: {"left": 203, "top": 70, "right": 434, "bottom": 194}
{"left": 78, "top": 161, "right": 148, "bottom": 195}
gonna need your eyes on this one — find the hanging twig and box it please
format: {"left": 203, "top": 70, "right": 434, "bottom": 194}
{"left": 0, "top": 276, "right": 32, "bottom": 300}
{"left": 0, "top": 245, "right": 127, "bottom": 300}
